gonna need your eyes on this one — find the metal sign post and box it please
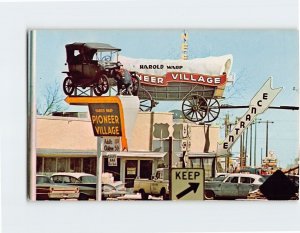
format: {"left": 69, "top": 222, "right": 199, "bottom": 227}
{"left": 96, "top": 137, "right": 102, "bottom": 201}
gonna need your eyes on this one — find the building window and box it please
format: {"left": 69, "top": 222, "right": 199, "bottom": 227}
{"left": 37, "top": 157, "right": 43, "bottom": 173}
{"left": 125, "top": 160, "right": 138, "bottom": 188}
{"left": 44, "top": 158, "right": 56, "bottom": 173}
{"left": 140, "top": 160, "right": 153, "bottom": 179}
{"left": 57, "top": 158, "right": 67, "bottom": 172}
{"left": 83, "top": 158, "right": 96, "bottom": 175}
{"left": 70, "top": 158, "right": 81, "bottom": 172}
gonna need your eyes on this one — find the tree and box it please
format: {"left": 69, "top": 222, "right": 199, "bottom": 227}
{"left": 37, "top": 80, "right": 68, "bottom": 115}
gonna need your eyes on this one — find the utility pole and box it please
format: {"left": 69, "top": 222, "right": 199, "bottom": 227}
{"left": 249, "top": 123, "right": 253, "bottom": 167}
{"left": 224, "top": 113, "right": 234, "bottom": 172}
{"left": 245, "top": 128, "right": 248, "bottom": 166}
{"left": 257, "top": 120, "right": 274, "bottom": 158}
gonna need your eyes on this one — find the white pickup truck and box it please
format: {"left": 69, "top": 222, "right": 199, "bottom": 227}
{"left": 133, "top": 168, "right": 169, "bottom": 200}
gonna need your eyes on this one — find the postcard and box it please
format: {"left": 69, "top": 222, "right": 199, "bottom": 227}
{"left": 28, "top": 29, "right": 299, "bottom": 201}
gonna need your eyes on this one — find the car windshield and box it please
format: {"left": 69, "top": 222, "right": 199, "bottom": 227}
{"left": 93, "top": 51, "right": 118, "bottom": 62}
{"left": 80, "top": 176, "right": 97, "bottom": 183}
{"left": 214, "top": 176, "right": 226, "bottom": 182}
{"left": 37, "top": 176, "right": 52, "bottom": 184}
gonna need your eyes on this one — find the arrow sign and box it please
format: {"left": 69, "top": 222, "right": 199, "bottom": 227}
{"left": 217, "top": 78, "right": 282, "bottom": 156}
{"left": 176, "top": 182, "right": 200, "bottom": 199}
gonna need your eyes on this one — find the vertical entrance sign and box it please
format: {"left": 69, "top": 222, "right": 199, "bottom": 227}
{"left": 217, "top": 78, "right": 282, "bottom": 156}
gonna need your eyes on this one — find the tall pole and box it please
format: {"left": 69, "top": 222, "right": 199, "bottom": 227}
{"left": 168, "top": 136, "right": 173, "bottom": 200}
{"left": 96, "top": 137, "right": 102, "bottom": 201}
{"left": 240, "top": 132, "right": 244, "bottom": 168}
{"left": 224, "top": 113, "right": 230, "bottom": 172}
{"left": 249, "top": 123, "right": 253, "bottom": 167}
{"left": 245, "top": 128, "right": 248, "bottom": 166}
{"left": 257, "top": 120, "right": 274, "bottom": 159}
{"left": 265, "top": 121, "right": 268, "bottom": 158}
{"left": 254, "top": 120, "right": 257, "bottom": 167}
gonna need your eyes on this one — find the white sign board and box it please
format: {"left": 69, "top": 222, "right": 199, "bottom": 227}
{"left": 217, "top": 78, "right": 282, "bottom": 156}
{"left": 102, "top": 137, "right": 121, "bottom": 152}
{"left": 171, "top": 168, "right": 204, "bottom": 200}
{"left": 108, "top": 154, "right": 117, "bottom": 167}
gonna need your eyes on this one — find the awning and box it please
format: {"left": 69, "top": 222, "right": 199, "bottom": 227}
{"left": 37, "top": 148, "right": 166, "bottom": 159}
{"left": 176, "top": 152, "right": 217, "bottom": 158}
{"left": 103, "top": 151, "right": 167, "bottom": 158}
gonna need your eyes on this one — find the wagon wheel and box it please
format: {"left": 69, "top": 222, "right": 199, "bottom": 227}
{"left": 63, "top": 77, "right": 75, "bottom": 96}
{"left": 139, "top": 87, "right": 154, "bottom": 112}
{"left": 203, "top": 98, "right": 220, "bottom": 123}
{"left": 182, "top": 94, "right": 208, "bottom": 122}
{"left": 94, "top": 74, "right": 109, "bottom": 96}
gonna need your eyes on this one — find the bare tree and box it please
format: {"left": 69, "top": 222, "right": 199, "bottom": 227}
{"left": 37, "top": 80, "right": 67, "bottom": 115}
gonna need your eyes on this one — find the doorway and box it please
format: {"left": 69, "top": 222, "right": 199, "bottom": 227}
{"left": 125, "top": 160, "right": 138, "bottom": 188}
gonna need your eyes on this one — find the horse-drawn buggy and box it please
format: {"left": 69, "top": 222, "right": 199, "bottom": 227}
{"left": 119, "top": 55, "right": 233, "bottom": 123}
{"left": 62, "top": 43, "right": 139, "bottom": 97}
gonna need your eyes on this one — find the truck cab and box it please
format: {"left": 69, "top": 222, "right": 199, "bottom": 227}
{"left": 133, "top": 168, "right": 169, "bottom": 200}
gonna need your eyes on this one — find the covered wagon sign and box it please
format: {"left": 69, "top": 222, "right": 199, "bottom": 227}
{"left": 119, "top": 54, "right": 232, "bottom": 87}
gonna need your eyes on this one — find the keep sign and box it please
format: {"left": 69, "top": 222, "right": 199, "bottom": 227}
{"left": 171, "top": 168, "right": 204, "bottom": 200}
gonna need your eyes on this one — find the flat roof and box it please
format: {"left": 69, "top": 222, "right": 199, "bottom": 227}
{"left": 37, "top": 148, "right": 166, "bottom": 158}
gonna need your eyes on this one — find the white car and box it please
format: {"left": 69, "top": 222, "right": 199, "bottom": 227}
{"left": 50, "top": 172, "right": 127, "bottom": 200}
{"left": 205, "top": 173, "right": 266, "bottom": 200}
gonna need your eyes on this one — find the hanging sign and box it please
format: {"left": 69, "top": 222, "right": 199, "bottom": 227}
{"left": 89, "top": 103, "right": 122, "bottom": 137}
{"left": 108, "top": 154, "right": 118, "bottom": 167}
{"left": 217, "top": 78, "right": 282, "bottom": 156}
{"left": 102, "top": 137, "right": 121, "bottom": 152}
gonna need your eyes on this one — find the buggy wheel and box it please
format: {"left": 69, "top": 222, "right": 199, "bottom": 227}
{"left": 139, "top": 87, "right": 154, "bottom": 112}
{"left": 203, "top": 98, "right": 220, "bottom": 123}
{"left": 94, "top": 74, "right": 109, "bottom": 96}
{"left": 63, "top": 77, "right": 75, "bottom": 96}
{"left": 182, "top": 94, "right": 208, "bottom": 122}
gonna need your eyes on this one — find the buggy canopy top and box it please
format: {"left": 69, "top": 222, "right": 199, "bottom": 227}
{"left": 65, "top": 42, "right": 121, "bottom": 64}
{"left": 66, "top": 42, "right": 121, "bottom": 51}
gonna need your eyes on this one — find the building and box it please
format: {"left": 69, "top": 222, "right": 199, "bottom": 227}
{"left": 36, "top": 111, "right": 221, "bottom": 187}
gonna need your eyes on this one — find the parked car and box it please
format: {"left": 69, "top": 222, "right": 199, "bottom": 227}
{"left": 50, "top": 172, "right": 127, "bottom": 200}
{"left": 102, "top": 181, "right": 127, "bottom": 200}
{"left": 36, "top": 175, "right": 79, "bottom": 200}
{"left": 204, "top": 173, "right": 266, "bottom": 200}
{"left": 133, "top": 168, "right": 169, "bottom": 200}
{"left": 213, "top": 173, "right": 229, "bottom": 182}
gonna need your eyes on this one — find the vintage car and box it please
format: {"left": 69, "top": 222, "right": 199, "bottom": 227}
{"left": 50, "top": 172, "right": 127, "bottom": 200}
{"left": 36, "top": 175, "right": 79, "bottom": 200}
{"left": 62, "top": 42, "right": 139, "bottom": 97}
{"left": 133, "top": 168, "right": 169, "bottom": 200}
{"left": 204, "top": 173, "right": 266, "bottom": 200}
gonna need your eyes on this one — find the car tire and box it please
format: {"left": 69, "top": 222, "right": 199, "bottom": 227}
{"left": 78, "top": 193, "right": 89, "bottom": 201}
{"left": 140, "top": 190, "right": 149, "bottom": 200}
{"left": 161, "top": 188, "right": 169, "bottom": 200}
{"left": 94, "top": 74, "right": 109, "bottom": 96}
{"left": 204, "top": 190, "right": 215, "bottom": 200}
{"left": 63, "top": 77, "right": 75, "bottom": 96}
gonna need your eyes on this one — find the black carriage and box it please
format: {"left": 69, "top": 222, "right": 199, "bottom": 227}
{"left": 137, "top": 73, "right": 227, "bottom": 124}
{"left": 62, "top": 43, "right": 139, "bottom": 97}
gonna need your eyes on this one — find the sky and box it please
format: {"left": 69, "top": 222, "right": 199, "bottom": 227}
{"left": 35, "top": 29, "right": 299, "bottom": 168}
